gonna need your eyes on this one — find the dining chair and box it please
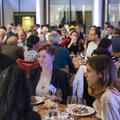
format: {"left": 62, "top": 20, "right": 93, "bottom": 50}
{"left": 17, "top": 58, "right": 39, "bottom": 79}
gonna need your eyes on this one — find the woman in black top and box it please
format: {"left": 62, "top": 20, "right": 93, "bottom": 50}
{"left": 66, "top": 30, "right": 84, "bottom": 54}
{"left": 0, "top": 65, "right": 41, "bottom": 120}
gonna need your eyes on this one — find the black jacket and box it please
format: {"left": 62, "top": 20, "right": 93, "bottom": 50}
{"left": 29, "top": 66, "right": 71, "bottom": 104}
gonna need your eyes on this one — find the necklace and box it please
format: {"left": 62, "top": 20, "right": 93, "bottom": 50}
{"left": 41, "top": 86, "right": 45, "bottom": 90}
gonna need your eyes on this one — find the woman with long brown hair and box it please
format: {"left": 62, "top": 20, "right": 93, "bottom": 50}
{"left": 86, "top": 55, "right": 120, "bottom": 120}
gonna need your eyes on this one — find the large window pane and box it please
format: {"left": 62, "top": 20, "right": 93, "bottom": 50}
{"left": 50, "top": 0, "right": 93, "bottom": 33}
{"left": 109, "top": 0, "right": 120, "bottom": 26}
{"left": 71, "top": 0, "right": 92, "bottom": 33}
{"left": 50, "top": 0, "right": 70, "bottom": 25}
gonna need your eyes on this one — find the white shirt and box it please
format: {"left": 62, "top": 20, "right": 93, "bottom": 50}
{"left": 93, "top": 87, "right": 120, "bottom": 120}
{"left": 73, "top": 65, "right": 86, "bottom": 98}
{"left": 36, "top": 73, "right": 52, "bottom": 97}
{"left": 86, "top": 41, "right": 98, "bottom": 58}
{"left": 24, "top": 50, "right": 38, "bottom": 61}
{"left": 108, "top": 34, "right": 112, "bottom": 39}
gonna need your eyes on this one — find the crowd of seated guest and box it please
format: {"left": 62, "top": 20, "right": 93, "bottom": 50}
{"left": 0, "top": 21, "right": 120, "bottom": 119}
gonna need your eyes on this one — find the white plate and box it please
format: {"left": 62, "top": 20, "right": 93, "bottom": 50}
{"left": 31, "top": 96, "right": 43, "bottom": 105}
{"left": 66, "top": 105, "right": 95, "bottom": 117}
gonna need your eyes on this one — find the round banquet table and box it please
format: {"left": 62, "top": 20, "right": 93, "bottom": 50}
{"left": 38, "top": 104, "right": 100, "bottom": 120}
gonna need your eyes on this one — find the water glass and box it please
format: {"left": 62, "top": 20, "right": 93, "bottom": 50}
{"left": 53, "top": 88, "right": 62, "bottom": 103}
{"left": 80, "top": 52, "right": 85, "bottom": 59}
{"left": 67, "top": 96, "right": 72, "bottom": 107}
{"left": 32, "top": 105, "right": 38, "bottom": 112}
{"left": 78, "top": 98, "right": 86, "bottom": 112}
{"left": 71, "top": 96, "right": 77, "bottom": 105}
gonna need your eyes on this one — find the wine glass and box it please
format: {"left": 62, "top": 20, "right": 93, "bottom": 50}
{"left": 51, "top": 88, "right": 62, "bottom": 118}
{"left": 67, "top": 95, "right": 72, "bottom": 107}
{"left": 77, "top": 52, "right": 80, "bottom": 57}
{"left": 80, "top": 51, "right": 85, "bottom": 59}
{"left": 71, "top": 52, "right": 75, "bottom": 58}
{"left": 78, "top": 98, "right": 86, "bottom": 112}
{"left": 52, "top": 88, "right": 62, "bottom": 104}
{"left": 71, "top": 96, "right": 77, "bottom": 105}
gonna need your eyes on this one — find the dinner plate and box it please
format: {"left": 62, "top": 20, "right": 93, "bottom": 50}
{"left": 66, "top": 105, "right": 95, "bottom": 117}
{"left": 31, "top": 96, "right": 43, "bottom": 105}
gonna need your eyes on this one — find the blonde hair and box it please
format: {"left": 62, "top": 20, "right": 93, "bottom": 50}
{"left": 7, "top": 36, "right": 18, "bottom": 44}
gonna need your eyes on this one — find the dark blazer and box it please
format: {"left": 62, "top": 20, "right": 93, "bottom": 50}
{"left": 29, "top": 66, "right": 71, "bottom": 104}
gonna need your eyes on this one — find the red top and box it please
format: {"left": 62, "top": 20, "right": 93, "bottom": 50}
{"left": 17, "top": 58, "right": 39, "bottom": 79}
{"left": 60, "top": 38, "right": 70, "bottom": 47}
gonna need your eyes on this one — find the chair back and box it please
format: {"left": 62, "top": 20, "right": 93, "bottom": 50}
{"left": 17, "top": 58, "right": 39, "bottom": 79}
{"left": 112, "top": 51, "right": 120, "bottom": 57}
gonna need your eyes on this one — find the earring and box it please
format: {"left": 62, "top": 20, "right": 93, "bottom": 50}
{"left": 99, "top": 74, "right": 103, "bottom": 79}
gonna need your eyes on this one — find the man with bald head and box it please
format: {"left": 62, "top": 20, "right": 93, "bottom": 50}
{"left": 1, "top": 36, "right": 24, "bottom": 60}
{"left": 18, "top": 30, "right": 27, "bottom": 50}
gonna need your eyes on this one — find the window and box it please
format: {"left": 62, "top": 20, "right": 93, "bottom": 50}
{"left": 108, "top": 0, "right": 120, "bottom": 26}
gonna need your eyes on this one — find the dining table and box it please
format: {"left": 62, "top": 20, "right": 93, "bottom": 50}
{"left": 72, "top": 56, "right": 86, "bottom": 71}
{"left": 38, "top": 104, "right": 100, "bottom": 120}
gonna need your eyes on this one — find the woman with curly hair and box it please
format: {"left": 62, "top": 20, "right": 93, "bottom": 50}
{"left": 0, "top": 65, "right": 41, "bottom": 120}
{"left": 24, "top": 35, "right": 40, "bottom": 61}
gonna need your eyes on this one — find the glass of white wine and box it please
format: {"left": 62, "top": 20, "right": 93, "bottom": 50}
{"left": 52, "top": 88, "right": 62, "bottom": 104}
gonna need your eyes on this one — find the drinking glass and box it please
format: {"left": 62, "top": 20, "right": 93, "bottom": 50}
{"left": 71, "top": 52, "right": 75, "bottom": 58}
{"left": 78, "top": 98, "right": 86, "bottom": 112}
{"left": 77, "top": 52, "right": 80, "bottom": 57}
{"left": 71, "top": 96, "right": 77, "bottom": 105}
{"left": 118, "top": 57, "right": 120, "bottom": 62}
{"left": 67, "top": 95, "right": 72, "bottom": 107}
{"left": 53, "top": 88, "right": 62, "bottom": 104}
{"left": 52, "top": 88, "right": 62, "bottom": 116}
{"left": 32, "top": 105, "right": 38, "bottom": 112}
{"left": 67, "top": 96, "right": 75, "bottom": 118}
{"left": 80, "top": 52, "right": 85, "bottom": 59}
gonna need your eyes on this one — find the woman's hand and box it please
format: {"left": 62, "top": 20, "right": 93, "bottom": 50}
{"left": 44, "top": 95, "right": 57, "bottom": 101}
{"left": 68, "top": 38, "right": 77, "bottom": 48}
{"left": 71, "top": 37, "right": 77, "bottom": 44}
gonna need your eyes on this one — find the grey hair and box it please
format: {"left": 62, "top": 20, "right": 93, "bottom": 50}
{"left": 48, "top": 31, "right": 60, "bottom": 44}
